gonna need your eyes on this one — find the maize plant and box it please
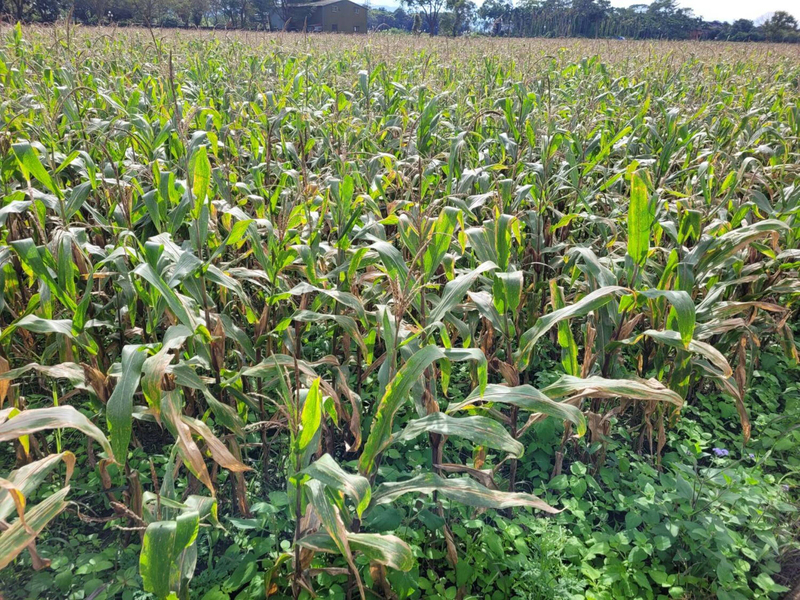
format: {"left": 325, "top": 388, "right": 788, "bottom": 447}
{"left": 0, "top": 24, "right": 799, "bottom": 600}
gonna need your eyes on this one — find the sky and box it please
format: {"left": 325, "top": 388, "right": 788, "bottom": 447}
{"left": 375, "top": 0, "right": 800, "bottom": 24}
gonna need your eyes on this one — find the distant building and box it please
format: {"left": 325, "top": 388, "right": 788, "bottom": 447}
{"left": 269, "top": 0, "right": 368, "bottom": 32}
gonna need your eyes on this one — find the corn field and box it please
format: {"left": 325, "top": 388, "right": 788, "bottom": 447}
{"left": 1, "top": 26, "right": 800, "bottom": 600}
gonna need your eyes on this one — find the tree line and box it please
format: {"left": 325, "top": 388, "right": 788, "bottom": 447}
{"left": 385, "top": 0, "right": 800, "bottom": 41}
{"left": 2, "top": 0, "right": 799, "bottom": 42}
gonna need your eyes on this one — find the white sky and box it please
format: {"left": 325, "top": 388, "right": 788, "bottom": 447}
{"left": 609, "top": 0, "right": 800, "bottom": 23}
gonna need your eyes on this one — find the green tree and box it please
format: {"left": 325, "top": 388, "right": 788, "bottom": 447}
{"left": 175, "top": 0, "right": 209, "bottom": 25}
{"left": 446, "top": 0, "right": 475, "bottom": 35}
{"left": 250, "top": 0, "right": 274, "bottom": 29}
{"left": 762, "top": 11, "right": 799, "bottom": 41}
{"left": 403, "top": 0, "right": 447, "bottom": 34}
{"left": 478, "top": 0, "right": 510, "bottom": 33}
{"left": 571, "top": 0, "right": 609, "bottom": 37}
{"left": 8, "top": 0, "right": 28, "bottom": 21}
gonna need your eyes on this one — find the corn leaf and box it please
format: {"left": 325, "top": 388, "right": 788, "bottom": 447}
{"left": 298, "top": 531, "right": 414, "bottom": 571}
{"left": 0, "top": 407, "right": 114, "bottom": 461}
{"left": 447, "top": 384, "right": 587, "bottom": 437}
{"left": 372, "top": 473, "right": 557, "bottom": 513}
{"left": 106, "top": 345, "right": 147, "bottom": 466}
{"left": 302, "top": 454, "right": 371, "bottom": 518}
{"left": 391, "top": 413, "right": 524, "bottom": 457}
{"left": 544, "top": 375, "right": 683, "bottom": 406}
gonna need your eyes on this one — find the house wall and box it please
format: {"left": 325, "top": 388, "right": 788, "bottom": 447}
{"left": 321, "top": 1, "right": 367, "bottom": 33}
{"left": 304, "top": 7, "right": 324, "bottom": 29}
{"left": 272, "top": 1, "right": 367, "bottom": 33}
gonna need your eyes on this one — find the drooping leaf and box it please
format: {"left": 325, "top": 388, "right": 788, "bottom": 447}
{"left": 543, "top": 375, "right": 683, "bottom": 407}
{"left": 161, "top": 391, "right": 213, "bottom": 493}
{"left": 11, "top": 142, "right": 58, "bottom": 197}
{"left": 302, "top": 454, "right": 371, "bottom": 518}
{"left": 371, "top": 473, "right": 557, "bottom": 513}
{"left": 0, "top": 407, "right": 114, "bottom": 461}
{"left": 306, "top": 480, "right": 365, "bottom": 599}
{"left": 285, "top": 311, "right": 368, "bottom": 358}
{"left": 134, "top": 263, "right": 199, "bottom": 330}
{"left": 298, "top": 531, "right": 413, "bottom": 571}
{"left": 628, "top": 330, "right": 733, "bottom": 377}
{"left": 0, "top": 452, "right": 75, "bottom": 521}
{"left": 639, "top": 290, "right": 695, "bottom": 348}
{"left": 427, "top": 261, "right": 497, "bottom": 325}
{"left": 181, "top": 416, "right": 251, "bottom": 473}
{"left": 447, "top": 384, "right": 587, "bottom": 436}
{"left": 392, "top": 413, "right": 523, "bottom": 457}
{"left": 0, "top": 487, "right": 70, "bottom": 570}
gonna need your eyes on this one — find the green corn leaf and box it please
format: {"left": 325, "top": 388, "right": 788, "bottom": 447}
{"left": 639, "top": 289, "right": 695, "bottom": 348}
{"left": 515, "top": 286, "right": 628, "bottom": 369}
{"left": 298, "top": 531, "right": 414, "bottom": 571}
{"left": 678, "top": 209, "right": 702, "bottom": 244}
{"left": 359, "top": 346, "right": 444, "bottom": 475}
{"left": 0, "top": 406, "right": 114, "bottom": 461}
{"left": 359, "top": 346, "right": 486, "bottom": 475}
{"left": 627, "top": 170, "right": 652, "bottom": 267}
{"left": 372, "top": 473, "right": 557, "bottom": 513}
{"left": 423, "top": 207, "right": 460, "bottom": 279}
{"left": 10, "top": 238, "right": 76, "bottom": 312}
{"left": 11, "top": 142, "right": 59, "bottom": 197}
{"left": 447, "top": 384, "right": 587, "bottom": 437}
{"left": 306, "top": 480, "right": 365, "bottom": 599}
{"left": 106, "top": 345, "right": 147, "bottom": 467}
{"left": 392, "top": 413, "right": 523, "bottom": 457}
{"left": 140, "top": 521, "right": 176, "bottom": 598}
{"left": 427, "top": 261, "right": 497, "bottom": 325}
{"left": 370, "top": 240, "right": 409, "bottom": 284}
{"left": 173, "top": 510, "right": 200, "bottom": 559}
{"left": 134, "top": 263, "right": 199, "bottom": 330}
{"left": 225, "top": 218, "right": 253, "bottom": 247}
{"left": 298, "top": 377, "right": 323, "bottom": 452}
{"left": 140, "top": 511, "right": 200, "bottom": 599}
{"left": 493, "top": 270, "right": 523, "bottom": 316}
{"left": 550, "top": 280, "right": 579, "bottom": 375}
{"left": 302, "top": 454, "right": 371, "bottom": 518}
{"left": 468, "top": 290, "right": 505, "bottom": 335}
{"left": 191, "top": 146, "right": 211, "bottom": 216}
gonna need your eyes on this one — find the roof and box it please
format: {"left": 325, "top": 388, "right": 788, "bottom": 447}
{"left": 289, "top": 0, "right": 365, "bottom": 7}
